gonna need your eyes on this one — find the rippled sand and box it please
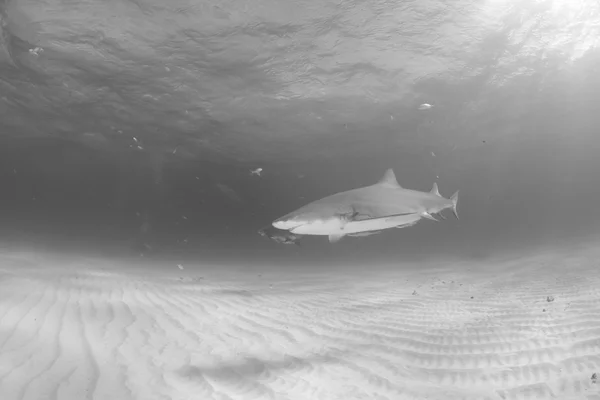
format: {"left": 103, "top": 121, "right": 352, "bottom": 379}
{"left": 1, "top": 244, "right": 600, "bottom": 400}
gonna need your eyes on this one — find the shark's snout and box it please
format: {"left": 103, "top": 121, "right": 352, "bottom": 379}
{"left": 272, "top": 218, "right": 303, "bottom": 231}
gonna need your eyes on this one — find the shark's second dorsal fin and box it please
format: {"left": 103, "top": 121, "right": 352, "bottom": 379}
{"left": 378, "top": 169, "right": 402, "bottom": 188}
{"left": 430, "top": 182, "right": 440, "bottom": 196}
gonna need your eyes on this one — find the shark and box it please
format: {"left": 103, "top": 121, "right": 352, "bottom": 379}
{"left": 272, "top": 168, "right": 458, "bottom": 242}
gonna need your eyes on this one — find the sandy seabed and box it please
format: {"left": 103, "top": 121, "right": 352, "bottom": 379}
{"left": 1, "top": 242, "right": 600, "bottom": 400}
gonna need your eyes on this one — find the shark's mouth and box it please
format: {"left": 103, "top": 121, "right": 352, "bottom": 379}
{"left": 288, "top": 223, "right": 312, "bottom": 234}
{"left": 288, "top": 226, "right": 306, "bottom": 234}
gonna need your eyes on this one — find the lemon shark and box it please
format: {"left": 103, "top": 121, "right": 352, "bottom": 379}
{"left": 272, "top": 168, "right": 458, "bottom": 242}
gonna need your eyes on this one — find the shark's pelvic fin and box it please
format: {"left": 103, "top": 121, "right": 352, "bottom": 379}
{"left": 329, "top": 234, "right": 345, "bottom": 243}
{"left": 378, "top": 169, "right": 402, "bottom": 188}
{"left": 430, "top": 182, "right": 440, "bottom": 196}
{"left": 421, "top": 212, "right": 438, "bottom": 221}
{"left": 450, "top": 190, "right": 459, "bottom": 219}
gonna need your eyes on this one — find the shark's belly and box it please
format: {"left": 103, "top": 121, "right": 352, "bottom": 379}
{"left": 342, "top": 213, "right": 422, "bottom": 234}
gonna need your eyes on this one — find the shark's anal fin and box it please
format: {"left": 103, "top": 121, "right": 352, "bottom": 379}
{"left": 329, "top": 234, "right": 345, "bottom": 243}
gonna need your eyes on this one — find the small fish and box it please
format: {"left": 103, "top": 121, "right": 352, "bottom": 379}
{"left": 216, "top": 183, "right": 242, "bottom": 204}
{"left": 418, "top": 103, "right": 433, "bottom": 110}
{"left": 28, "top": 47, "right": 43, "bottom": 56}
{"left": 258, "top": 225, "right": 303, "bottom": 246}
{"left": 250, "top": 168, "right": 263, "bottom": 176}
{"left": 347, "top": 231, "right": 382, "bottom": 238}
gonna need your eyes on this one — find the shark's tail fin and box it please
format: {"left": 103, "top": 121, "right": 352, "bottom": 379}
{"left": 450, "top": 190, "right": 459, "bottom": 219}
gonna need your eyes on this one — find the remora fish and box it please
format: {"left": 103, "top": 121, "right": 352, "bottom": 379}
{"left": 289, "top": 212, "right": 423, "bottom": 243}
{"left": 258, "top": 225, "right": 303, "bottom": 245}
{"left": 272, "top": 168, "right": 458, "bottom": 232}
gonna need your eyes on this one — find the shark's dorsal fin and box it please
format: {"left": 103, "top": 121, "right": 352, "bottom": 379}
{"left": 430, "top": 182, "right": 440, "bottom": 196}
{"left": 378, "top": 169, "right": 402, "bottom": 188}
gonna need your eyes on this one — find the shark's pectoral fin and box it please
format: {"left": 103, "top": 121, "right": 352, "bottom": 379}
{"left": 421, "top": 212, "right": 438, "bottom": 221}
{"left": 328, "top": 234, "right": 345, "bottom": 243}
